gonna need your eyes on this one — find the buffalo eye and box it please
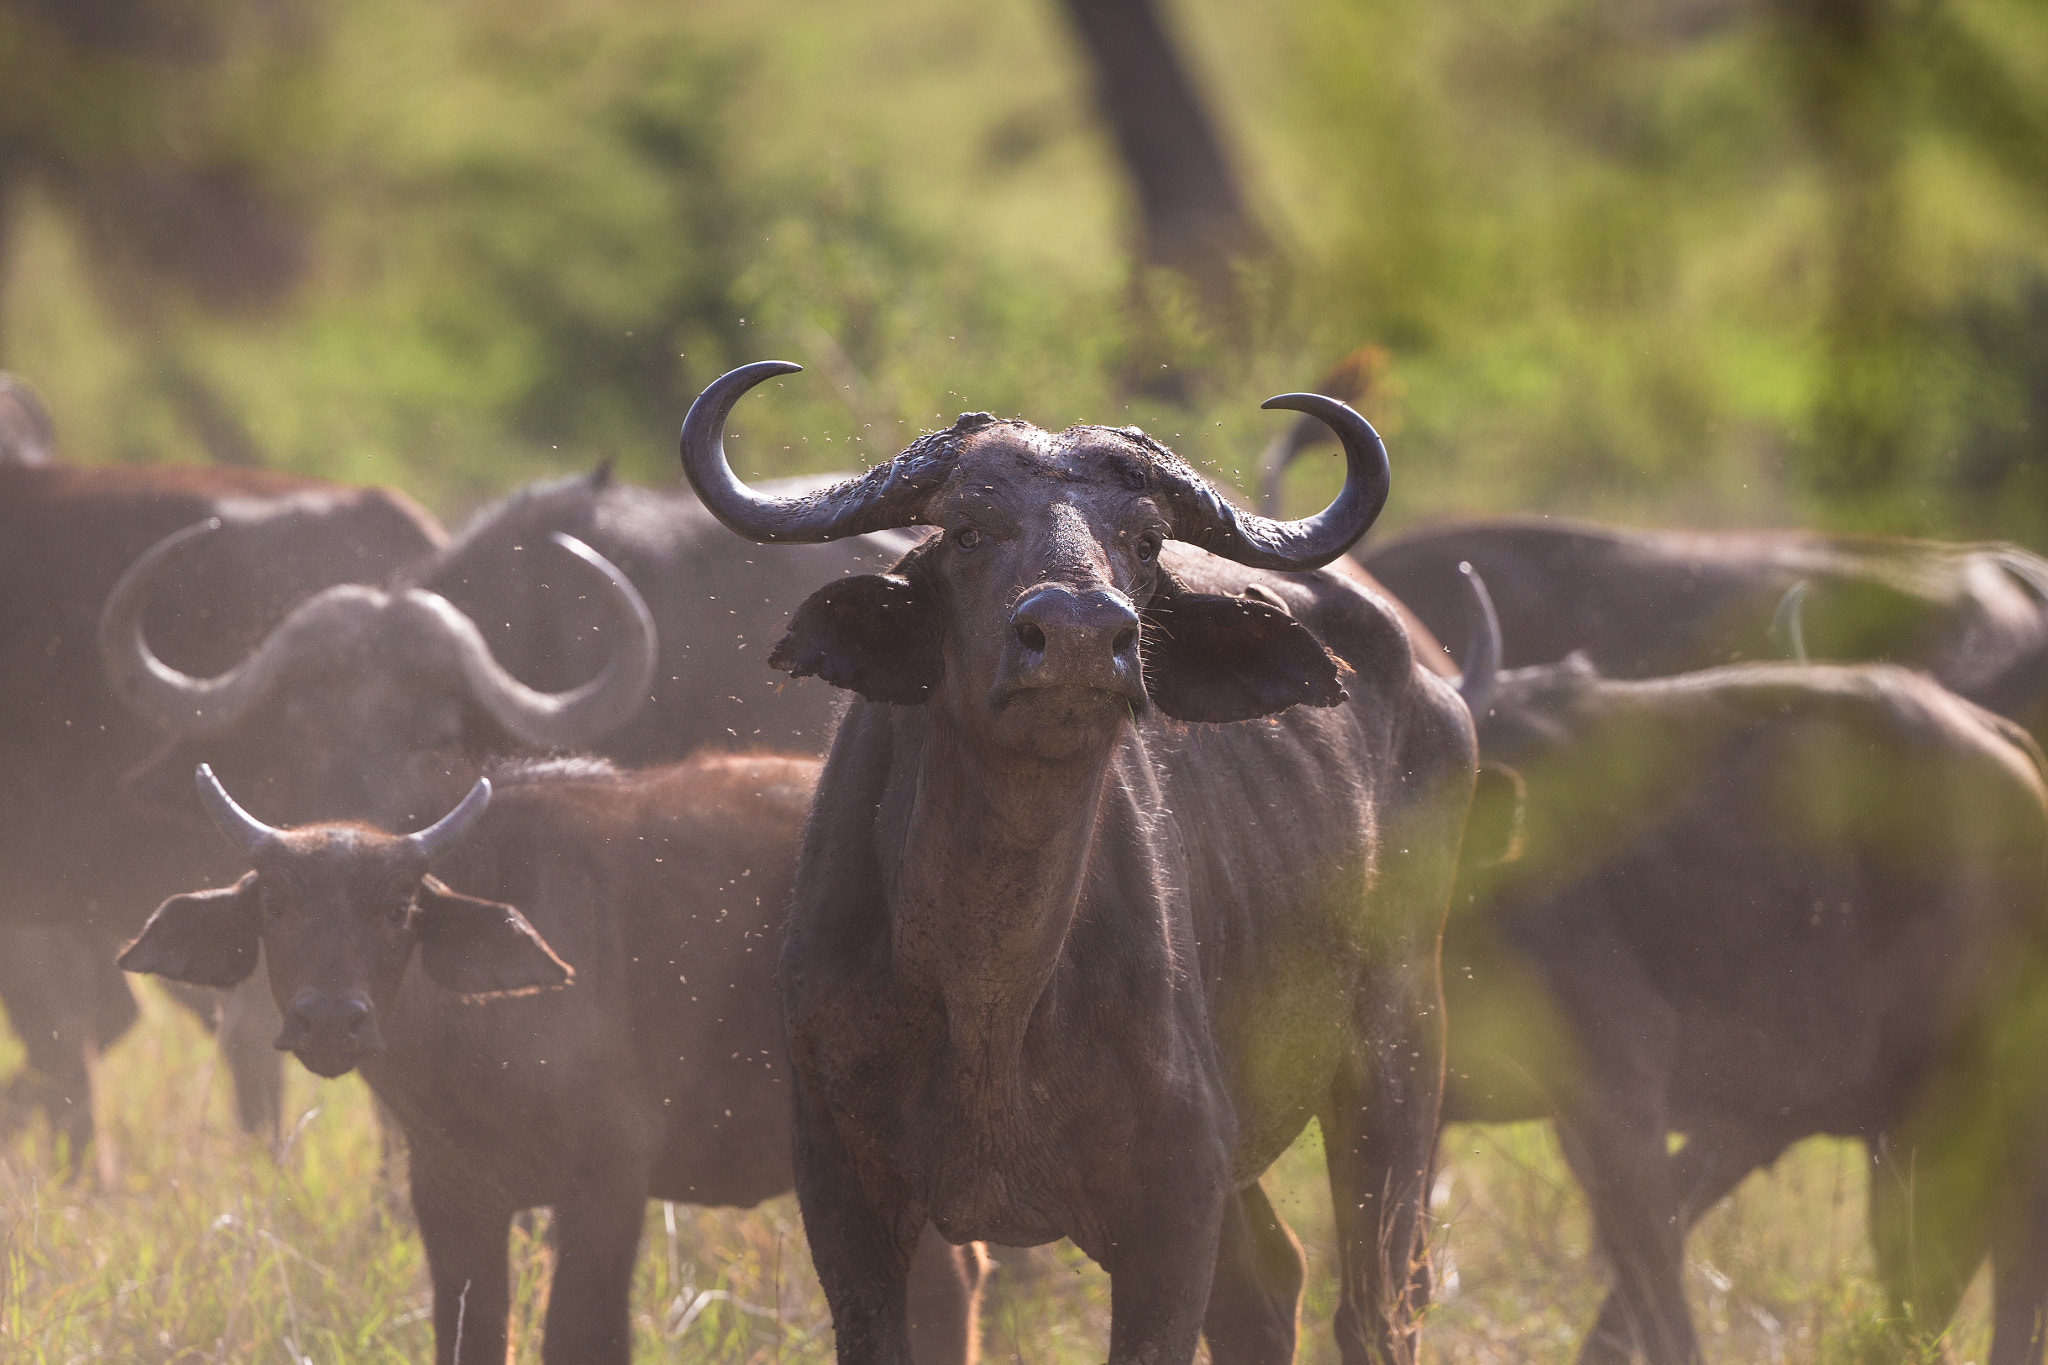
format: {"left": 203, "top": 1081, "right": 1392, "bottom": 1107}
{"left": 1136, "top": 535, "right": 1159, "bottom": 563}
{"left": 386, "top": 893, "right": 414, "bottom": 928}
{"left": 955, "top": 527, "right": 983, "bottom": 552}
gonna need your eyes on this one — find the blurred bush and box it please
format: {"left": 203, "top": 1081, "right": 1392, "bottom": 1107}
{"left": 1, "top": 0, "right": 2044, "bottom": 539}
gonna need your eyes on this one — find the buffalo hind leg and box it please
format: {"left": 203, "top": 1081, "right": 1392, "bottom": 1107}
{"left": 1556, "top": 1098, "right": 1698, "bottom": 1365}
{"left": 1202, "top": 1179, "right": 1307, "bottom": 1365}
{"left": 1992, "top": 1175, "right": 2048, "bottom": 1365}
{"left": 1579, "top": 1124, "right": 1795, "bottom": 1360}
{"left": 411, "top": 1156, "right": 514, "bottom": 1365}
{"left": 1323, "top": 980, "right": 1444, "bottom": 1365}
{"left": 906, "top": 1224, "right": 987, "bottom": 1365}
{"left": 542, "top": 1177, "right": 649, "bottom": 1365}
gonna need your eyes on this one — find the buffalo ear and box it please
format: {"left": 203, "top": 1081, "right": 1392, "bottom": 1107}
{"left": 120, "top": 872, "right": 262, "bottom": 988}
{"left": 770, "top": 573, "right": 941, "bottom": 705}
{"left": 1143, "top": 572, "right": 1348, "bottom": 723}
{"left": 1464, "top": 761, "right": 1527, "bottom": 868}
{"left": 414, "top": 876, "right": 573, "bottom": 1000}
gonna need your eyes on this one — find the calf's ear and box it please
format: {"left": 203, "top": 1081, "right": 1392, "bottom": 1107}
{"left": 414, "top": 876, "right": 573, "bottom": 1000}
{"left": 1143, "top": 573, "right": 1348, "bottom": 723}
{"left": 770, "top": 572, "right": 941, "bottom": 704}
{"left": 119, "top": 872, "right": 261, "bottom": 987}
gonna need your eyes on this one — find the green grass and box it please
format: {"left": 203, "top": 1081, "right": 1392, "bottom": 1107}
{"left": 0, "top": 984, "right": 1995, "bottom": 1362}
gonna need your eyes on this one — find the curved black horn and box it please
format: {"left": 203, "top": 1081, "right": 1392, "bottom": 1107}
{"left": 195, "top": 763, "right": 283, "bottom": 855}
{"left": 679, "top": 362, "right": 949, "bottom": 543}
{"left": 1166, "top": 393, "right": 1390, "bottom": 572}
{"left": 407, "top": 778, "right": 491, "bottom": 862}
{"left": 1455, "top": 561, "right": 1501, "bottom": 717}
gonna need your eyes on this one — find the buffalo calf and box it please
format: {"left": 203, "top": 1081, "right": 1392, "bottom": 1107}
{"left": 122, "top": 755, "right": 981, "bottom": 1365}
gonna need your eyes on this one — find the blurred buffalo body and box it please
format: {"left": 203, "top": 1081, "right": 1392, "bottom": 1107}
{"left": 97, "top": 463, "right": 901, "bottom": 1142}
{"left": 0, "top": 461, "right": 443, "bottom": 1157}
{"left": 122, "top": 754, "right": 982, "bottom": 1365}
{"left": 419, "top": 466, "right": 919, "bottom": 763}
{"left": 1362, "top": 516, "right": 2048, "bottom": 737}
{"left": 1447, "top": 650, "right": 2048, "bottom": 1364}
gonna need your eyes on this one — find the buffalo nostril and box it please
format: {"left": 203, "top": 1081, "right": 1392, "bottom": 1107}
{"left": 1016, "top": 620, "right": 1047, "bottom": 653}
{"left": 1112, "top": 626, "right": 1137, "bottom": 654}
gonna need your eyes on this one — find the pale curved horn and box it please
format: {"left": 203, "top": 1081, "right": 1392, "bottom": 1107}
{"left": 1159, "top": 393, "right": 1390, "bottom": 572}
{"left": 430, "top": 533, "right": 657, "bottom": 750}
{"left": 407, "top": 779, "right": 491, "bottom": 862}
{"left": 679, "top": 362, "right": 953, "bottom": 543}
{"left": 101, "top": 519, "right": 289, "bottom": 735}
{"left": 1455, "top": 561, "right": 1501, "bottom": 717}
{"left": 195, "top": 763, "right": 283, "bottom": 855}
{"left": 1771, "top": 580, "right": 1810, "bottom": 664}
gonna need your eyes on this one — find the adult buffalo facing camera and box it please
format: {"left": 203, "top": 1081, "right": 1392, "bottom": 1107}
{"left": 680, "top": 363, "right": 1476, "bottom": 1365}
{"left": 121, "top": 756, "right": 982, "bottom": 1365}
{"left": 1442, "top": 572, "right": 2048, "bottom": 1365}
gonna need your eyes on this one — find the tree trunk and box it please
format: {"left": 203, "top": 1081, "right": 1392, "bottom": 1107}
{"left": 1054, "top": 0, "right": 1265, "bottom": 311}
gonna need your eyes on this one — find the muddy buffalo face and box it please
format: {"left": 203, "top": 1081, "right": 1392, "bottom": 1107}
{"left": 120, "top": 768, "right": 569, "bottom": 1079}
{"left": 679, "top": 363, "right": 1395, "bottom": 754}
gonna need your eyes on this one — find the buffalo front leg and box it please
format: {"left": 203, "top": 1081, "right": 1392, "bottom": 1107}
{"left": 1322, "top": 975, "right": 1444, "bottom": 1365}
{"left": 791, "top": 1079, "right": 921, "bottom": 1365}
{"left": 906, "top": 1223, "right": 987, "bottom": 1365}
{"left": 1102, "top": 1128, "right": 1229, "bottom": 1365}
{"left": 0, "top": 923, "right": 135, "bottom": 1175}
{"left": 411, "top": 1155, "right": 515, "bottom": 1365}
{"left": 1201, "top": 1179, "right": 1307, "bottom": 1365}
{"left": 217, "top": 969, "right": 285, "bottom": 1142}
{"left": 541, "top": 1175, "right": 650, "bottom": 1365}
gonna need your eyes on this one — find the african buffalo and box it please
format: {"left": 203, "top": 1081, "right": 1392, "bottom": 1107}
{"left": 1442, "top": 570, "right": 2048, "bottom": 1364}
{"left": 679, "top": 362, "right": 1476, "bottom": 1364}
{"left": 0, "top": 461, "right": 444, "bottom": 1159}
{"left": 1357, "top": 516, "right": 2048, "bottom": 736}
{"left": 122, "top": 757, "right": 982, "bottom": 1365}
{"left": 97, "top": 464, "right": 917, "bottom": 1144}
{"left": 418, "top": 465, "right": 917, "bottom": 761}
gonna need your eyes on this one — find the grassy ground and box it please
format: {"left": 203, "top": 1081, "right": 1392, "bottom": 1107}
{"left": 0, "top": 984, "right": 1991, "bottom": 1363}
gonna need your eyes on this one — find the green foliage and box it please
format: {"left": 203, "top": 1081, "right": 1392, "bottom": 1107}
{"left": 4, "top": 0, "right": 2046, "bottom": 541}
{"left": 1272, "top": 0, "right": 2048, "bottom": 539}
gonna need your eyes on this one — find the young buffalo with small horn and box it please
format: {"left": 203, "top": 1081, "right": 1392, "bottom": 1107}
{"left": 679, "top": 363, "right": 1476, "bottom": 1365}
{"left": 122, "top": 755, "right": 981, "bottom": 1365}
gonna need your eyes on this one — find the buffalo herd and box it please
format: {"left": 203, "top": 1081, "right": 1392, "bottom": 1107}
{"left": 7, "top": 363, "right": 2048, "bottom": 1363}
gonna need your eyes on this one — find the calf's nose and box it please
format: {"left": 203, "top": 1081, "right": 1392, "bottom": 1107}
{"left": 279, "top": 993, "right": 385, "bottom": 1055}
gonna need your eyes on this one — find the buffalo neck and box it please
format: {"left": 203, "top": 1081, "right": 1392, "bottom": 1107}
{"left": 884, "top": 703, "right": 1120, "bottom": 1079}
